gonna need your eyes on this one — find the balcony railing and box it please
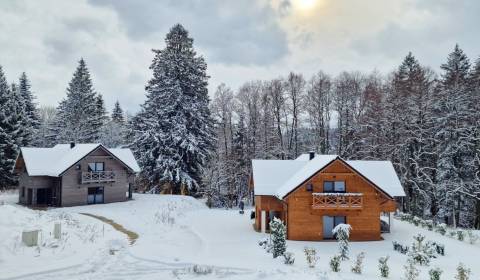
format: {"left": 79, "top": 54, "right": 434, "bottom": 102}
{"left": 312, "top": 193, "right": 363, "bottom": 210}
{"left": 81, "top": 171, "right": 116, "bottom": 184}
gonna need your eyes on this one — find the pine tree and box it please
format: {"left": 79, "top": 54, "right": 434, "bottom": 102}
{"left": 18, "top": 72, "right": 40, "bottom": 146}
{"left": 111, "top": 101, "right": 125, "bottom": 123}
{"left": 52, "top": 58, "right": 103, "bottom": 143}
{"left": 434, "top": 45, "right": 474, "bottom": 227}
{"left": 129, "top": 24, "right": 215, "bottom": 193}
{"left": 332, "top": 223, "right": 352, "bottom": 260}
{"left": 0, "top": 66, "right": 19, "bottom": 188}
{"left": 269, "top": 217, "right": 287, "bottom": 258}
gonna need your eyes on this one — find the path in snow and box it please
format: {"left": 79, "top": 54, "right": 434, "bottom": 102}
{"left": 80, "top": 213, "right": 139, "bottom": 245}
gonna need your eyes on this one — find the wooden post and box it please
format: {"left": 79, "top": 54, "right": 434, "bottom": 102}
{"left": 261, "top": 211, "right": 266, "bottom": 233}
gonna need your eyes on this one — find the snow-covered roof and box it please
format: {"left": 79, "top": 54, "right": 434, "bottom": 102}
{"left": 20, "top": 144, "right": 140, "bottom": 176}
{"left": 251, "top": 160, "right": 307, "bottom": 195}
{"left": 251, "top": 153, "right": 405, "bottom": 199}
{"left": 346, "top": 160, "right": 405, "bottom": 197}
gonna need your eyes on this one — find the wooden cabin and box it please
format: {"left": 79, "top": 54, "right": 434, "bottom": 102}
{"left": 251, "top": 153, "right": 405, "bottom": 241}
{"left": 14, "top": 143, "right": 140, "bottom": 207}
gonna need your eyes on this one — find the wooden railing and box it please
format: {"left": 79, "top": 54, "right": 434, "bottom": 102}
{"left": 81, "top": 171, "right": 116, "bottom": 184}
{"left": 312, "top": 193, "right": 363, "bottom": 210}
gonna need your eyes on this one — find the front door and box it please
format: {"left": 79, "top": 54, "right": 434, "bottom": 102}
{"left": 323, "top": 216, "right": 346, "bottom": 239}
{"left": 87, "top": 187, "right": 104, "bottom": 204}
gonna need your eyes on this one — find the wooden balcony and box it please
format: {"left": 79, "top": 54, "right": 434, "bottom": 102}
{"left": 312, "top": 193, "right": 363, "bottom": 210}
{"left": 81, "top": 171, "right": 116, "bottom": 184}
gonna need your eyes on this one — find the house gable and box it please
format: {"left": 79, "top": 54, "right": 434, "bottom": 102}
{"left": 58, "top": 145, "right": 135, "bottom": 177}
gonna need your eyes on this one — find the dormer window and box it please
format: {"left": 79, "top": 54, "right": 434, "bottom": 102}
{"left": 323, "top": 181, "right": 346, "bottom": 193}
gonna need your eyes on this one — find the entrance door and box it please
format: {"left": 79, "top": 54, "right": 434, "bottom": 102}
{"left": 36, "top": 188, "right": 52, "bottom": 205}
{"left": 323, "top": 216, "right": 346, "bottom": 239}
{"left": 87, "top": 187, "right": 104, "bottom": 204}
{"left": 27, "top": 188, "right": 33, "bottom": 205}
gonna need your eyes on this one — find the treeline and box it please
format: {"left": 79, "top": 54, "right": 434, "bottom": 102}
{"left": 0, "top": 59, "right": 129, "bottom": 189}
{"left": 207, "top": 45, "right": 480, "bottom": 229}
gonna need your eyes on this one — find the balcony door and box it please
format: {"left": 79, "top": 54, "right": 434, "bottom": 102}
{"left": 87, "top": 187, "right": 104, "bottom": 204}
{"left": 323, "top": 216, "right": 346, "bottom": 239}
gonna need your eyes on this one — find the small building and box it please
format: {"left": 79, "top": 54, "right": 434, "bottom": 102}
{"left": 14, "top": 143, "right": 140, "bottom": 207}
{"left": 251, "top": 153, "right": 405, "bottom": 241}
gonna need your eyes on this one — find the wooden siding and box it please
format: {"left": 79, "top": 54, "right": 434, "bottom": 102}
{"left": 285, "top": 159, "right": 395, "bottom": 241}
{"left": 61, "top": 146, "right": 132, "bottom": 207}
{"left": 253, "top": 159, "right": 399, "bottom": 241}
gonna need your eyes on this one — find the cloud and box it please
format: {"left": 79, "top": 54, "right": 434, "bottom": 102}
{"left": 89, "top": 0, "right": 289, "bottom": 65}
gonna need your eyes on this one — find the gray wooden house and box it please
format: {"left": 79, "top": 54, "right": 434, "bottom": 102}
{"left": 14, "top": 143, "right": 140, "bottom": 207}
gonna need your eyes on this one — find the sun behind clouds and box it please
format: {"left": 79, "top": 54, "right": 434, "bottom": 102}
{"left": 293, "top": 0, "right": 318, "bottom": 11}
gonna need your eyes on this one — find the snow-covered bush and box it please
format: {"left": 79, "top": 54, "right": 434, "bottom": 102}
{"left": 435, "top": 223, "right": 447, "bottom": 235}
{"left": 403, "top": 259, "right": 420, "bottom": 280}
{"left": 456, "top": 230, "right": 465, "bottom": 241}
{"left": 332, "top": 223, "right": 351, "bottom": 260}
{"left": 426, "top": 241, "right": 444, "bottom": 256}
{"left": 423, "top": 220, "right": 434, "bottom": 231}
{"left": 455, "top": 263, "right": 471, "bottom": 280}
{"left": 351, "top": 252, "right": 365, "bottom": 274}
{"left": 412, "top": 216, "right": 421, "bottom": 226}
{"left": 258, "top": 238, "right": 272, "bottom": 253}
{"left": 429, "top": 267, "right": 443, "bottom": 280}
{"left": 397, "top": 213, "right": 413, "bottom": 222}
{"left": 191, "top": 265, "right": 213, "bottom": 275}
{"left": 329, "top": 255, "right": 341, "bottom": 272}
{"left": 304, "top": 247, "right": 318, "bottom": 268}
{"left": 448, "top": 230, "right": 457, "bottom": 239}
{"left": 467, "top": 231, "right": 478, "bottom": 245}
{"left": 378, "top": 256, "right": 390, "bottom": 278}
{"left": 283, "top": 252, "right": 295, "bottom": 265}
{"left": 392, "top": 240, "right": 409, "bottom": 254}
{"left": 409, "top": 234, "right": 435, "bottom": 265}
{"left": 269, "top": 217, "right": 286, "bottom": 258}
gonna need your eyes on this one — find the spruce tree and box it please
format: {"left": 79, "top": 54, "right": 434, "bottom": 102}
{"left": 0, "top": 66, "right": 19, "bottom": 188}
{"left": 53, "top": 58, "right": 103, "bottom": 143}
{"left": 434, "top": 44, "right": 474, "bottom": 227}
{"left": 269, "top": 217, "right": 287, "bottom": 258}
{"left": 129, "top": 24, "right": 215, "bottom": 193}
{"left": 111, "top": 101, "right": 125, "bottom": 123}
{"left": 18, "top": 72, "right": 40, "bottom": 146}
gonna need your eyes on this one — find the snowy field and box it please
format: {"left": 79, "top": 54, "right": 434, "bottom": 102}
{"left": 1, "top": 191, "right": 479, "bottom": 280}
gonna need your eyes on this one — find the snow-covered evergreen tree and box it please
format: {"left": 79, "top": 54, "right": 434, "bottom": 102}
{"left": 111, "top": 101, "right": 125, "bottom": 123}
{"left": 269, "top": 217, "right": 287, "bottom": 258}
{"left": 129, "top": 24, "right": 215, "bottom": 194}
{"left": 0, "top": 66, "right": 19, "bottom": 188}
{"left": 434, "top": 45, "right": 475, "bottom": 227}
{"left": 18, "top": 72, "right": 40, "bottom": 146}
{"left": 333, "top": 223, "right": 351, "bottom": 260}
{"left": 52, "top": 58, "right": 103, "bottom": 144}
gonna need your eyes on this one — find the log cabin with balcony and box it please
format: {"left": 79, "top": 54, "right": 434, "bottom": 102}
{"left": 250, "top": 152, "right": 405, "bottom": 241}
{"left": 14, "top": 143, "right": 140, "bottom": 207}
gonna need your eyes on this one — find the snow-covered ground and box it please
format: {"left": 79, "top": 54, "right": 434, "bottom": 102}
{"left": 1, "top": 191, "right": 479, "bottom": 279}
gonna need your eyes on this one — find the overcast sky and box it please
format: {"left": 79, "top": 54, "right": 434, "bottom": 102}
{"left": 0, "top": 0, "right": 479, "bottom": 113}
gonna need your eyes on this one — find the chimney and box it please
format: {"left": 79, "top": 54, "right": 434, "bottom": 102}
{"left": 309, "top": 151, "right": 315, "bottom": 160}
{"left": 70, "top": 142, "right": 75, "bottom": 149}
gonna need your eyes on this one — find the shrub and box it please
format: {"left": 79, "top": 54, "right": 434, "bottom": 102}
{"left": 456, "top": 230, "right": 465, "bottom": 241}
{"left": 191, "top": 265, "right": 213, "bottom": 275}
{"left": 403, "top": 259, "right": 420, "bottom": 280}
{"left": 269, "top": 217, "right": 286, "bottom": 258}
{"left": 392, "top": 240, "right": 409, "bottom": 254}
{"left": 424, "top": 220, "right": 434, "bottom": 231}
{"left": 332, "top": 223, "right": 352, "bottom": 260}
{"left": 283, "top": 252, "right": 295, "bottom": 265}
{"left": 351, "top": 252, "right": 365, "bottom": 274}
{"left": 329, "top": 255, "right": 341, "bottom": 272}
{"left": 435, "top": 223, "right": 447, "bottom": 235}
{"left": 429, "top": 267, "right": 443, "bottom": 280}
{"left": 455, "top": 263, "right": 471, "bottom": 280}
{"left": 378, "top": 256, "right": 390, "bottom": 278}
{"left": 412, "top": 216, "right": 422, "bottom": 226}
{"left": 467, "top": 231, "right": 479, "bottom": 245}
{"left": 448, "top": 230, "right": 457, "bottom": 238}
{"left": 304, "top": 247, "right": 318, "bottom": 268}
{"left": 409, "top": 234, "right": 435, "bottom": 265}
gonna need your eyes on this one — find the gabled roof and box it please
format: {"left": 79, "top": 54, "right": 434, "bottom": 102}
{"left": 19, "top": 144, "right": 140, "bottom": 176}
{"left": 251, "top": 153, "right": 405, "bottom": 199}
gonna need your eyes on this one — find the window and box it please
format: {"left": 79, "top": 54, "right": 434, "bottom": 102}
{"left": 88, "top": 162, "right": 104, "bottom": 172}
{"left": 323, "top": 181, "right": 346, "bottom": 193}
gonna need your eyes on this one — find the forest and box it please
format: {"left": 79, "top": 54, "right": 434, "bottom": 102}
{"left": 0, "top": 24, "right": 479, "bottom": 229}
